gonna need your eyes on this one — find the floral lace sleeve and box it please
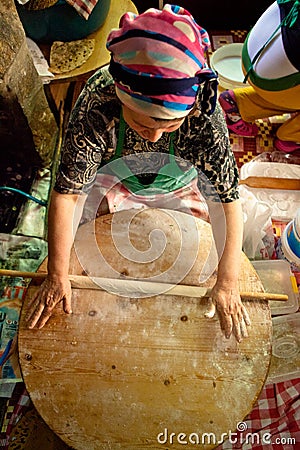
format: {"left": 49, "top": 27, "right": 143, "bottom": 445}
{"left": 175, "top": 102, "right": 239, "bottom": 203}
{"left": 54, "top": 66, "right": 118, "bottom": 195}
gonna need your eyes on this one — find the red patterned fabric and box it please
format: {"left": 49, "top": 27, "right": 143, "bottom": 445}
{"left": 66, "top": 0, "right": 98, "bottom": 20}
{"left": 0, "top": 383, "right": 31, "bottom": 449}
{"left": 216, "top": 378, "right": 300, "bottom": 449}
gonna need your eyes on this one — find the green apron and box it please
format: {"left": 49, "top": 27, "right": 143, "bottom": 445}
{"left": 105, "top": 113, "right": 198, "bottom": 196}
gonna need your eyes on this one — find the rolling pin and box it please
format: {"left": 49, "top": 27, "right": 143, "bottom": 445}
{"left": 0, "top": 269, "right": 288, "bottom": 301}
{"left": 239, "top": 176, "right": 300, "bottom": 190}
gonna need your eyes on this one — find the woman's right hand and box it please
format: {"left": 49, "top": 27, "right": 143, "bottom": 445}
{"left": 25, "top": 276, "right": 72, "bottom": 329}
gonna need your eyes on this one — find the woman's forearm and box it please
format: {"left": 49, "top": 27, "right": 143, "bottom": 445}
{"left": 25, "top": 190, "right": 87, "bottom": 329}
{"left": 217, "top": 200, "right": 243, "bottom": 284}
{"left": 208, "top": 199, "right": 243, "bottom": 284}
{"left": 47, "top": 190, "right": 87, "bottom": 279}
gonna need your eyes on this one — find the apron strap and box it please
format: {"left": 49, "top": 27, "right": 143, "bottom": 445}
{"left": 115, "top": 110, "right": 127, "bottom": 158}
{"left": 169, "top": 131, "right": 175, "bottom": 155}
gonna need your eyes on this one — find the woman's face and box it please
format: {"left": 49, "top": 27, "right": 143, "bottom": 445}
{"left": 122, "top": 105, "right": 185, "bottom": 143}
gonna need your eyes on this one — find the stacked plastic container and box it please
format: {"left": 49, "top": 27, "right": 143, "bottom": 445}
{"left": 240, "top": 157, "right": 300, "bottom": 384}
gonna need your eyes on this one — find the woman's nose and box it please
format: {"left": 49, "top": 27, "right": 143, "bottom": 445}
{"left": 142, "top": 129, "right": 163, "bottom": 142}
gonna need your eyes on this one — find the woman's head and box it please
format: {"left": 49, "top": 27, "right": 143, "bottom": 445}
{"left": 122, "top": 103, "right": 185, "bottom": 142}
{"left": 106, "top": 4, "right": 217, "bottom": 120}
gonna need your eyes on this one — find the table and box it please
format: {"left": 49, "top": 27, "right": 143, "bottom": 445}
{"left": 18, "top": 208, "right": 272, "bottom": 449}
{"left": 41, "top": 0, "right": 138, "bottom": 84}
{"left": 42, "top": 0, "right": 138, "bottom": 142}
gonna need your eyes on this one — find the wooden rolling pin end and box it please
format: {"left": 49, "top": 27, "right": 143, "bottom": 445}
{"left": 239, "top": 176, "right": 300, "bottom": 190}
{"left": 240, "top": 292, "right": 288, "bottom": 302}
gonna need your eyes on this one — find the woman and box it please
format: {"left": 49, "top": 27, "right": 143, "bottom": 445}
{"left": 219, "top": 0, "right": 300, "bottom": 152}
{"left": 26, "top": 4, "right": 250, "bottom": 342}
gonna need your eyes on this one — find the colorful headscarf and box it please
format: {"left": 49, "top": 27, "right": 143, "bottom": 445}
{"left": 106, "top": 4, "right": 218, "bottom": 119}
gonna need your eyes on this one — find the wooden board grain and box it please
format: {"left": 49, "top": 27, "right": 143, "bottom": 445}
{"left": 18, "top": 209, "right": 271, "bottom": 450}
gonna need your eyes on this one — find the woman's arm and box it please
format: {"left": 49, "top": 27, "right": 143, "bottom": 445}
{"left": 207, "top": 199, "right": 251, "bottom": 342}
{"left": 25, "top": 190, "right": 87, "bottom": 328}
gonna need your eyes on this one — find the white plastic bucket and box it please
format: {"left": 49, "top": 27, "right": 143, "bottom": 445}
{"left": 275, "top": 209, "right": 300, "bottom": 285}
{"left": 210, "top": 43, "right": 250, "bottom": 90}
{"left": 282, "top": 210, "right": 300, "bottom": 263}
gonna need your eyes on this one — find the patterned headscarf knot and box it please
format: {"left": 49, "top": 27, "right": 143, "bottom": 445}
{"left": 106, "top": 4, "right": 218, "bottom": 119}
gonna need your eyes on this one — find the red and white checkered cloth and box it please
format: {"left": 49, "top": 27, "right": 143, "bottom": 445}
{"left": 66, "top": 0, "right": 98, "bottom": 20}
{"left": 216, "top": 378, "right": 300, "bottom": 449}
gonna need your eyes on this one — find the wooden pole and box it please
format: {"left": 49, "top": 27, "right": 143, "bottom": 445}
{"left": 0, "top": 269, "right": 288, "bottom": 301}
{"left": 239, "top": 176, "right": 300, "bottom": 190}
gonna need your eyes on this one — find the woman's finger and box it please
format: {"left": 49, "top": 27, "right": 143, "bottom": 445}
{"left": 36, "top": 307, "right": 55, "bottom": 329}
{"left": 242, "top": 304, "right": 251, "bottom": 326}
{"left": 204, "top": 298, "right": 216, "bottom": 318}
{"left": 27, "top": 303, "right": 45, "bottom": 329}
{"left": 240, "top": 318, "right": 249, "bottom": 338}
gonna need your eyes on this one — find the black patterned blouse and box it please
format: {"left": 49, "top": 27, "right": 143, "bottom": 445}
{"left": 55, "top": 66, "right": 239, "bottom": 203}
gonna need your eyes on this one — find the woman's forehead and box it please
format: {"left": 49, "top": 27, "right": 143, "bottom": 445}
{"left": 123, "top": 105, "right": 184, "bottom": 127}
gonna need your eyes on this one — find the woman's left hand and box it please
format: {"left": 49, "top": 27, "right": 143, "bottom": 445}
{"left": 204, "top": 282, "right": 251, "bottom": 342}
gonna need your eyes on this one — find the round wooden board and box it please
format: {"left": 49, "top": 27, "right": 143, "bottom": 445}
{"left": 18, "top": 209, "right": 271, "bottom": 450}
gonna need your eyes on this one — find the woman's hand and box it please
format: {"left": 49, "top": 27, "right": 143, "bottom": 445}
{"left": 205, "top": 281, "right": 251, "bottom": 342}
{"left": 25, "top": 276, "right": 72, "bottom": 329}
{"left": 206, "top": 200, "right": 250, "bottom": 342}
{"left": 25, "top": 190, "right": 86, "bottom": 329}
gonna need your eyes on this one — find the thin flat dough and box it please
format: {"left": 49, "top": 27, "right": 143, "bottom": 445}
{"left": 49, "top": 38, "right": 95, "bottom": 74}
